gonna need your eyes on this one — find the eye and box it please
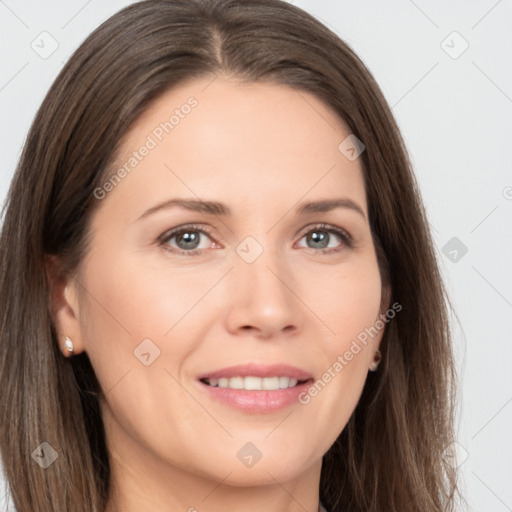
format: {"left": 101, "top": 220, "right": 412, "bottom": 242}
{"left": 159, "top": 224, "right": 218, "bottom": 256}
{"left": 158, "top": 222, "right": 353, "bottom": 256}
{"left": 296, "top": 223, "right": 353, "bottom": 254}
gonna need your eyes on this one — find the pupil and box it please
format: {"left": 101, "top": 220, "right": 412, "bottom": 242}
{"left": 178, "top": 232, "right": 200, "bottom": 250}
{"left": 309, "top": 231, "right": 328, "bottom": 249}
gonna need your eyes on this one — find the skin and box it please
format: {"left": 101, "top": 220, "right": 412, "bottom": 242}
{"left": 49, "top": 74, "right": 390, "bottom": 512}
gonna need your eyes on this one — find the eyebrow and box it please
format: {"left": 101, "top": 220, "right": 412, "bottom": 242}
{"left": 136, "top": 197, "right": 366, "bottom": 221}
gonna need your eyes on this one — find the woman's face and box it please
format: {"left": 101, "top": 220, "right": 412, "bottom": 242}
{"left": 61, "top": 76, "right": 388, "bottom": 490}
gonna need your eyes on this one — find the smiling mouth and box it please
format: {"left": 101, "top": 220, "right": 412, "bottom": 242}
{"left": 200, "top": 376, "right": 310, "bottom": 391}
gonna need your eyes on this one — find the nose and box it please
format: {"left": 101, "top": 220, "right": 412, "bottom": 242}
{"left": 224, "top": 244, "right": 303, "bottom": 340}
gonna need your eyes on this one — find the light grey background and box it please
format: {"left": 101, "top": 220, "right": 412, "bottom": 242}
{"left": 1, "top": 1, "right": 511, "bottom": 511}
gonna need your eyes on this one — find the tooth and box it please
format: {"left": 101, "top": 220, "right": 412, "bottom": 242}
{"left": 279, "top": 376, "right": 290, "bottom": 389}
{"left": 244, "top": 376, "right": 262, "bottom": 390}
{"left": 229, "top": 377, "right": 244, "bottom": 389}
{"left": 208, "top": 376, "right": 302, "bottom": 390}
{"left": 262, "top": 377, "right": 280, "bottom": 390}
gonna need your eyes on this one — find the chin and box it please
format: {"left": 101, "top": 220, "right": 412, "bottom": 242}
{"left": 197, "top": 446, "right": 317, "bottom": 487}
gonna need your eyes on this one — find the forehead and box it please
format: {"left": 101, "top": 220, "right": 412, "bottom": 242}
{"left": 102, "top": 75, "right": 367, "bottom": 219}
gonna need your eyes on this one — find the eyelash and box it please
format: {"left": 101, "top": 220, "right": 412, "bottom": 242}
{"left": 158, "top": 223, "right": 354, "bottom": 257}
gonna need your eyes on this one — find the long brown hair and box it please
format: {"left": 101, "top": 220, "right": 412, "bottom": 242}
{"left": 0, "top": 1, "right": 463, "bottom": 510}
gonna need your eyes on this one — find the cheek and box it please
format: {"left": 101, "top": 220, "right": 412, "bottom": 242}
{"left": 307, "top": 253, "right": 383, "bottom": 352}
{"left": 77, "top": 254, "right": 211, "bottom": 462}
{"left": 296, "top": 254, "right": 382, "bottom": 439}
{"left": 76, "top": 248, "right": 222, "bottom": 395}
{"left": 80, "top": 250, "right": 209, "bottom": 340}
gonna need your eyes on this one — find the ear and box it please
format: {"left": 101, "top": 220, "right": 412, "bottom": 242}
{"left": 45, "top": 254, "right": 84, "bottom": 357}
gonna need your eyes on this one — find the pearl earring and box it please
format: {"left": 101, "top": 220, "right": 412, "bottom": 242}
{"left": 63, "top": 336, "right": 74, "bottom": 355}
{"left": 369, "top": 349, "right": 382, "bottom": 372}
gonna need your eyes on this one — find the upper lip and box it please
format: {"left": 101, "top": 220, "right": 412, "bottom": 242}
{"left": 198, "top": 363, "right": 313, "bottom": 381}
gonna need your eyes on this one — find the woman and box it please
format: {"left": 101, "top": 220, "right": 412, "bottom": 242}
{"left": 0, "top": 0, "right": 462, "bottom": 511}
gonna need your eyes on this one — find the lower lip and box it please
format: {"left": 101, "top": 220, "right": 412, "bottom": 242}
{"left": 198, "top": 380, "right": 312, "bottom": 413}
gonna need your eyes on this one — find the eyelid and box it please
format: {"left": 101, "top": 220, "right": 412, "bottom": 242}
{"left": 296, "top": 222, "right": 352, "bottom": 244}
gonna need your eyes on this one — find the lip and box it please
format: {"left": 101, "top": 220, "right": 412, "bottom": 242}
{"left": 197, "top": 363, "right": 313, "bottom": 381}
{"left": 197, "top": 363, "right": 314, "bottom": 413}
